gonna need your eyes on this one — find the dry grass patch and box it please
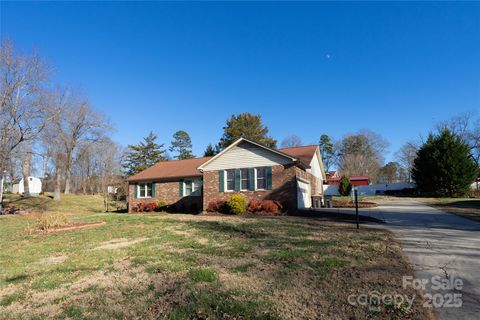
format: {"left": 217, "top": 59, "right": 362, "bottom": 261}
{"left": 94, "top": 237, "right": 148, "bottom": 250}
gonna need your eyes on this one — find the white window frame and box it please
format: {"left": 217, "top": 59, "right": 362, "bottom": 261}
{"left": 255, "top": 167, "right": 266, "bottom": 190}
{"left": 240, "top": 168, "right": 250, "bottom": 191}
{"left": 138, "top": 183, "right": 152, "bottom": 198}
{"left": 184, "top": 180, "right": 193, "bottom": 196}
{"left": 225, "top": 169, "right": 236, "bottom": 192}
{"left": 183, "top": 179, "right": 202, "bottom": 196}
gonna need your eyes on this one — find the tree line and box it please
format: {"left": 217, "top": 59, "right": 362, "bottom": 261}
{"left": 125, "top": 111, "right": 480, "bottom": 198}
{"left": 0, "top": 40, "right": 121, "bottom": 201}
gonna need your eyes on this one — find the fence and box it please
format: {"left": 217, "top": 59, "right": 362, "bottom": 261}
{"left": 323, "top": 182, "right": 416, "bottom": 196}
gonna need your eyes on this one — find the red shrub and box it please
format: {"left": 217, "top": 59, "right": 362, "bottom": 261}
{"left": 207, "top": 200, "right": 228, "bottom": 213}
{"left": 260, "top": 200, "right": 280, "bottom": 214}
{"left": 273, "top": 200, "right": 283, "bottom": 211}
{"left": 247, "top": 199, "right": 262, "bottom": 213}
{"left": 132, "top": 202, "right": 157, "bottom": 213}
{"left": 144, "top": 203, "right": 157, "bottom": 212}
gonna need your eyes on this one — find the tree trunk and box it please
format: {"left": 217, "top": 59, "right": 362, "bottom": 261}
{"left": 22, "top": 150, "right": 31, "bottom": 197}
{"left": 54, "top": 155, "right": 62, "bottom": 201}
{"left": 64, "top": 169, "right": 71, "bottom": 194}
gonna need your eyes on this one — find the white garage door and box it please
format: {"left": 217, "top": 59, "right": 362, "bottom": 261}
{"left": 297, "top": 179, "right": 311, "bottom": 209}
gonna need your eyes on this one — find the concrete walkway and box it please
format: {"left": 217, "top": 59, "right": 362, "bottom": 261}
{"left": 366, "top": 200, "right": 480, "bottom": 320}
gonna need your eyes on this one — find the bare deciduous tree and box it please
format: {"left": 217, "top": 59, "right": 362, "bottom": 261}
{"left": 394, "top": 141, "right": 419, "bottom": 182}
{"left": 280, "top": 135, "right": 303, "bottom": 148}
{"left": 338, "top": 130, "right": 389, "bottom": 183}
{"left": 0, "top": 39, "right": 51, "bottom": 176}
{"left": 51, "top": 89, "right": 108, "bottom": 194}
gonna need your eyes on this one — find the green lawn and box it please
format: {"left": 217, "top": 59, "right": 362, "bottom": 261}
{"left": 0, "top": 194, "right": 433, "bottom": 319}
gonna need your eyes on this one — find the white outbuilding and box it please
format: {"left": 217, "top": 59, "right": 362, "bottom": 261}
{"left": 11, "top": 177, "right": 42, "bottom": 196}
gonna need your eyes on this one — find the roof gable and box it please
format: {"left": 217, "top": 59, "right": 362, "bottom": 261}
{"left": 198, "top": 139, "right": 297, "bottom": 171}
{"left": 279, "top": 145, "right": 318, "bottom": 166}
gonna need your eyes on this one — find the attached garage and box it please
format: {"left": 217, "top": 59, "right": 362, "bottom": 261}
{"left": 296, "top": 178, "right": 311, "bottom": 209}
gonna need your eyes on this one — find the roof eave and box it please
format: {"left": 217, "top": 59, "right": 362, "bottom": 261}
{"left": 127, "top": 173, "right": 203, "bottom": 182}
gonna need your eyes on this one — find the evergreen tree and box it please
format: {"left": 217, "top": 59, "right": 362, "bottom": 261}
{"left": 412, "top": 129, "right": 478, "bottom": 197}
{"left": 170, "top": 130, "right": 194, "bottom": 160}
{"left": 218, "top": 113, "right": 277, "bottom": 150}
{"left": 122, "top": 131, "right": 167, "bottom": 176}
{"left": 338, "top": 175, "right": 352, "bottom": 196}
{"left": 203, "top": 143, "right": 216, "bottom": 157}
{"left": 319, "top": 134, "right": 335, "bottom": 171}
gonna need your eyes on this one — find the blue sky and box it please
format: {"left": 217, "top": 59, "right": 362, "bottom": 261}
{"left": 1, "top": 1, "right": 479, "bottom": 161}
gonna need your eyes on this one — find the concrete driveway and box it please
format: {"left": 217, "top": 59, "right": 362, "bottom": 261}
{"left": 367, "top": 200, "right": 480, "bottom": 320}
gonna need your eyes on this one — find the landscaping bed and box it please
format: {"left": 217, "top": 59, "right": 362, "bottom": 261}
{"left": 34, "top": 221, "right": 106, "bottom": 233}
{"left": 333, "top": 200, "right": 378, "bottom": 208}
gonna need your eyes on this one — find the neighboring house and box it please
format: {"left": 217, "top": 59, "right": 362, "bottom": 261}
{"left": 327, "top": 175, "right": 370, "bottom": 186}
{"left": 11, "top": 177, "right": 42, "bottom": 196}
{"left": 127, "top": 138, "right": 326, "bottom": 213}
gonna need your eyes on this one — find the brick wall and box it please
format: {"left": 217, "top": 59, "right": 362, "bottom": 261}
{"left": 202, "top": 164, "right": 298, "bottom": 212}
{"left": 295, "top": 167, "right": 318, "bottom": 195}
{"left": 128, "top": 179, "right": 202, "bottom": 213}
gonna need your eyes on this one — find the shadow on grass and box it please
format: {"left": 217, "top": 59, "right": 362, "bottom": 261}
{"left": 444, "top": 200, "right": 480, "bottom": 209}
{"left": 5, "top": 274, "right": 30, "bottom": 284}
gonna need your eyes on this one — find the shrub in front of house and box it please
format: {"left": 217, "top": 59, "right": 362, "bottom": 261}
{"left": 247, "top": 199, "right": 262, "bottom": 213}
{"left": 227, "top": 194, "right": 247, "bottom": 215}
{"left": 260, "top": 200, "right": 280, "bottom": 214}
{"left": 132, "top": 202, "right": 157, "bottom": 212}
{"left": 156, "top": 200, "right": 168, "bottom": 211}
{"left": 247, "top": 199, "right": 282, "bottom": 214}
{"left": 206, "top": 200, "right": 228, "bottom": 213}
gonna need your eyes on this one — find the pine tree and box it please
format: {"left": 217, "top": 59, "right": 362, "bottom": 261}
{"left": 338, "top": 175, "right": 352, "bottom": 196}
{"left": 170, "top": 130, "right": 194, "bottom": 160}
{"left": 122, "top": 131, "right": 167, "bottom": 176}
{"left": 218, "top": 113, "right": 277, "bottom": 150}
{"left": 319, "top": 134, "right": 335, "bottom": 171}
{"left": 203, "top": 143, "right": 216, "bottom": 157}
{"left": 412, "top": 129, "right": 478, "bottom": 197}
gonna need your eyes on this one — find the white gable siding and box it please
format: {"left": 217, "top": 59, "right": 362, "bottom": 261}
{"left": 202, "top": 141, "right": 293, "bottom": 171}
{"left": 307, "top": 152, "right": 324, "bottom": 195}
{"left": 307, "top": 152, "right": 322, "bottom": 178}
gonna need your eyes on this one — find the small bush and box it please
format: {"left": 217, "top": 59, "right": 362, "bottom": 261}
{"left": 338, "top": 175, "right": 352, "bottom": 196}
{"left": 32, "top": 212, "right": 69, "bottom": 231}
{"left": 156, "top": 200, "right": 168, "bottom": 211}
{"left": 260, "top": 200, "right": 279, "bottom": 214}
{"left": 247, "top": 199, "right": 262, "bottom": 213}
{"left": 227, "top": 194, "right": 247, "bottom": 215}
{"left": 206, "top": 200, "right": 228, "bottom": 213}
{"left": 132, "top": 202, "right": 157, "bottom": 212}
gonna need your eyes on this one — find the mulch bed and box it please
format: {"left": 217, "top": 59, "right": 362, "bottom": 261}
{"left": 202, "top": 211, "right": 279, "bottom": 217}
{"left": 332, "top": 200, "right": 377, "bottom": 208}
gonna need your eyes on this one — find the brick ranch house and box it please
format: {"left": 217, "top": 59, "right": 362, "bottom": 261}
{"left": 127, "top": 138, "right": 327, "bottom": 213}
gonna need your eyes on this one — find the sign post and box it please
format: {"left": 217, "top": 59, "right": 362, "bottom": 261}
{"left": 354, "top": 188, "right": 359, "bottom": 230}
